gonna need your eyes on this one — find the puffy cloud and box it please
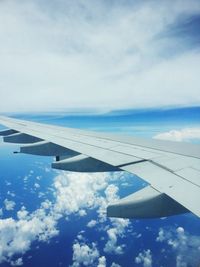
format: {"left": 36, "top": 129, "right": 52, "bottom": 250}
{"left": 135, "top": 249, "right": 152, "bottom": 267}
{"left": 52, "top": 171, "right": 124, "bottom": 221}
{"left": 97, "top": 183, "right": 120, "bottom": 222}
{"left": 154, "top": 127, "right": 200, "bottom": 142}
{"left": 78, "top": 209, "right": 87, "bottom": 217}
{"left": 71, "top": 242, "right": 99, "bottom": 267}
{"left": 97, "top": 256, "right": 106, "bottom": 267}
{"left": 7, "top": 191, "right": 15, "bottom": 197}
{"left": 4, "top": 199, "right": 16, "bottom": 211}
{"left": 52, "top": 171, "right": 131, "bottom": 258}
{"left": 156, "top": 228, "right": 165, "bottom": 242}
{"left": 34, "top": 183, "right": 40, "bottom": 189}
{"left": 110, "top": 263, "right": 121, "bottom": 267}
{"left": 104, "top": 184, "right": 119, "bottom": 203}
{"left": 156, "top": 226, "right": 200, "bottom": 267}
{"left": 41, "top": 199, "right": 52, "bottom": 210}
{"left": 53, "top": 172, "right": 110, "bottom": 216}
{"left": 62, "top": 175, "right": 132, "bottom": 256}
{"left": 10, "top": 258, "right": 23, "bottom": 266}
{"left": 104, "top": 228, "right": 124, "bottom": 255}
{"left": 0, "top": 203, "right": 59, "bottom": 264}
{"left": 87, "top": 220, "right": 97, "bottom": 228}
{"left": 104, "top": 218, "right": 129, "bottom": 255}
{"left": 17, "top": 207, "right": 29, "bottom": 220}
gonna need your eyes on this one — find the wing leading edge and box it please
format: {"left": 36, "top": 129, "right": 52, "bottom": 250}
{"left": 0, "top": 115, "right": 199, "bottom": 219}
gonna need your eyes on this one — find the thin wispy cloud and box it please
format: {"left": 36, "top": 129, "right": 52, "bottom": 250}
{"left": 0, "top": 0, "right": 200, "bottom": 112}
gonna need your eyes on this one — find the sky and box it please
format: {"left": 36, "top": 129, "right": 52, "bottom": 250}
{"left": 0, "top": 0, "right": 200, "bottom": 112}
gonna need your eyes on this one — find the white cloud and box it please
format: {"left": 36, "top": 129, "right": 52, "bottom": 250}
{"left": 156, "top": 228, "right": 165, "bottom": 242}
{"left": 34, "top": 183, "right": 40, "bottom": 189}
{"left": 0, "top": 0, "right": 200, "bottom": 112}
{"left": 77, "top": 233, "right": 84, "bottom": 241}
{"left": 4, "top": 199, "right": 16, "bottom": 211}
{"left": 63, "top": 175, "right": 132, "bottom": 257}
{"left": 41, "top": 199, "right": 52, "bottom": 210}
{"left": 97, "top": 256, "right": 106, "bottom": 267}
{"left": 53, "top": 172, "right": 110, "bottom": 216}
{"left": 7, "top": 191, "right": 15, "bottom": 197}
{"left": 154, "top": 127, "right": 200, "bottom": 142}
{"left": 17, "top": 207, "right": 29, "bottom": 220}
{"left": 104, "top": 218, "right": 129, "bottom": 255}
{"left": 110, "top": 263, "right": 121, "bottom": 267}
{"left": 10, "top": 258, "right": 23, "bottom": 266}
{"left": 78, "top": 209, "right": 87, "bottom": 217}
{"left": 156, "top": 226, "right": 200, "bottom": 267}
{"left": 87, "top": 220, "right": 97, "bottom": 228}
{"left": 97, "top": 183, "right": 120, "bottom": 222}
{"left": 135, "top": 249, "right": 153, "bottom": 267}
{"left": 104, "top": 228, "right": 124, "bottom": 255}
{"left": 104, "top": 184, "right": 119, "bottom": 203}
{"left": 0, "top": 201, "right": 59, "bottom": 265}
{"left": 71, "top": 242, "right": 99, "bottom": 267}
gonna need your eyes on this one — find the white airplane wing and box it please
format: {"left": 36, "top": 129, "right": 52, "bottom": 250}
{"left": 0, "top": 115, "right": 200, "bottom": 219}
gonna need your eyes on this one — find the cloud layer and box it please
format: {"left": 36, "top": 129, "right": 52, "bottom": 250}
{"left": 0, "top": 0, "right": 200, "bottom": 112}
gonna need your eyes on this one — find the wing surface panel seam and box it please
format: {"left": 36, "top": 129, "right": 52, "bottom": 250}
{"left": 148, "top": 161, "right": 200, "bottom": 189}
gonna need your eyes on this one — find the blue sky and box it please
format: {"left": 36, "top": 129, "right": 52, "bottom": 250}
{"left": 0, "top": 0, "right": 200, "bottom": 112}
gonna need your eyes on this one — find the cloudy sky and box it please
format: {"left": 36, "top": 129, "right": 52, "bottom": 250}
{"left": 0, "top": 0, "right": 200, "bottom": 112}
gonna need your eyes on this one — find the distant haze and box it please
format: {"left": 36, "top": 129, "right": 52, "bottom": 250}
{"left": 0, "top": 0, "right": 200, "bottom": 112}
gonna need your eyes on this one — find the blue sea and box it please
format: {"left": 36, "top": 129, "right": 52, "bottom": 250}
{"left": 0, "top": 107, "right": 200, "bottom": 267}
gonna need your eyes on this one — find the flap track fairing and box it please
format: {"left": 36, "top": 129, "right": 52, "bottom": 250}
{"left": 107, "top": 186, "right": 188, "bottom": 218}
{"left": 3, "top": 133, "right": 43, "bottom": 144}
{"left": 52, "top": 154, "right": 119, "bottom": 172}
{"left": 0, "top": 129, "right": 18, "bottom": 136}
{"left": 20, "top": 141, "right": 79, "bottom": 157}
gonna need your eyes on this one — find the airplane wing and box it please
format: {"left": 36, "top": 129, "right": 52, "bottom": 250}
{"left": 0, "top": 115, "right": 200, "bottom": 219}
